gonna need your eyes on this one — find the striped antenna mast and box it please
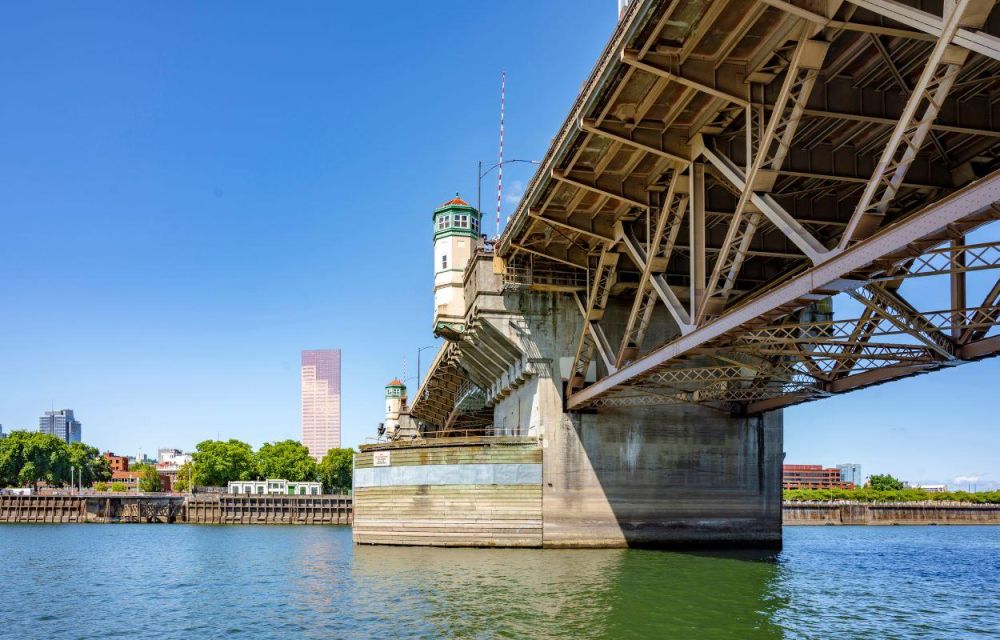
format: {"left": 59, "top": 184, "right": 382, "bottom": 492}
{"left": 496, "top": 71, "right": 506, "bottom": 237}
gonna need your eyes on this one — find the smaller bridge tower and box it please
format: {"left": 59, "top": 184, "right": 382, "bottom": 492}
{"left": 384, "top": 378, "right": 407, "bottom": 437}
{"left": 432, "top": 194, "right": 482, "bottom": 338}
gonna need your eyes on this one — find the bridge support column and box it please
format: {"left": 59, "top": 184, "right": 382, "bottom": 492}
{"left": 483, "top": 291, "right": 783, "bottom": 549}
{"left": 542, "top": 404, "right": 782, "bottom": 548}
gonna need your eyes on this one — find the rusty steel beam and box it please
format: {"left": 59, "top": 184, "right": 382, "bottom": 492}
{"left": 842, "top": 0, "right": 989, "bottom": 246}
{"left": 567, "top": 168, "right": 1000, "bottom": 410}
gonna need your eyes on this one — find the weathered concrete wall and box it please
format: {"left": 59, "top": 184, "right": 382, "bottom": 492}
{"left": 0, "top": 494, "right": 350, "bottom": 524}
{"left": 353, "top": 438, "right": 543, "bottom": 547}
{"left": 186, "top": 495, "right": 351, "bottom": 525}
{"left": 0, "top": 495, "right": 87, "bottom": 523}
{"left": 543, "top": 407, "right": 782, "bottom": 548}
{"left": 784, "top": 502, "right": 1000, "bottom": 525}
{"left": 475, "top": 289, "right": 784, "bottom": 548}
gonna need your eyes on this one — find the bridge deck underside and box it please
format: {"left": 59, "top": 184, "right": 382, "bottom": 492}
{"left": 476, "top": 0, "right": 1000, "bottom": 413}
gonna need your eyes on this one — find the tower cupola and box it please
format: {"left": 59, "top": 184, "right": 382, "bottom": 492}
{"left": 432, "top": 194, "right": 483, "bottom": 338}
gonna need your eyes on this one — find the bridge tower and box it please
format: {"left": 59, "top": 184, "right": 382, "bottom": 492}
{"left": 384, "top": 378, "right": 406, "bottom": 437}
{"left": 432, "top": 194, "right": 482, "bottom": 339}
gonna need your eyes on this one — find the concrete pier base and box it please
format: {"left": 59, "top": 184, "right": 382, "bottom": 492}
{"left": 543, "top": 406, "right": 782, "bottom": 548}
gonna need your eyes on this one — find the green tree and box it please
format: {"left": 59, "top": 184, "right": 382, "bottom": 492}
{"left": 255, "top": 440, "right": 317, "bottom": 481}
{"left": 132, "top": 464, "right": 162, "bottom": 492}
{"left": 67, "top": 442, "right": 111, "bottom": 487}
{"left": 173, "top": 461, "right": 194, "bottom": 493}
{"left": 110, "top": 482, "right": 127, "bottom": 492}
{"left": 191, "top": 439, "right": 256, "bottom": 487}
{"left": 0, "top": 431, "right": 71, "bottom": 488}
{"left": 93, "top": 482, "right": 110, "bottom": 492}
{"left": 869, "top": 474, "right": 904, "bottom": 491}
{"left": 317, "top": 448, "right": 354, "bottom": 494}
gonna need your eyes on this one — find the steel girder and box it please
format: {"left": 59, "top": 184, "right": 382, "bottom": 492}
{"left": 494, "top": 0, "right": 1000, "bottom": 413}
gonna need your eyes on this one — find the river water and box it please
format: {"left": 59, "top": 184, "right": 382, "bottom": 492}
{"left": 0, "top": 525, "right": 997, "bottom": 639}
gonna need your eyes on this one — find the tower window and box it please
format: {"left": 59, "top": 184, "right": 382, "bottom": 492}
{"left": 437, "top": 215, "right": 450, "bottom": 231}
{"left": 456, "top": 214, "right": 468, "bottom": 228}
{"left": 441, "top": 254, "right": 448, "bottom": 269}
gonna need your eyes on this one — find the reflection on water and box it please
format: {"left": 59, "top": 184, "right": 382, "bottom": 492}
{"left": 0, "top": 525, "right": 997, "bottom": 639}
{"left": 351, "top": 546, "right": 783, "bottom": 638}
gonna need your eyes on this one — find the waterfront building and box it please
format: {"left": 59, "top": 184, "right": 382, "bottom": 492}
{"left": 837, "top": 463, "right": 863, "bottom": 487}
{"left": 103, "top": 452, "right": 129, "bottom": 473}
{"left": 38, "top": 409, "right": 81, "bottom": 444}
{"left": 783, "top": 465, "right": 856, "bottom": 490}
{"left": 301, "top": 349, "right": 342, "bottom": 460}
{"left": 432, "top": 195, "right": 482, "bottom": 338}
{"left": 227, "top": 479, "right": 322, "bottom": 496}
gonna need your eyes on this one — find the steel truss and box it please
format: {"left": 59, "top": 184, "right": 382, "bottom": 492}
{"left": 481, "top": 0, "right": 1000, "bottom": 415}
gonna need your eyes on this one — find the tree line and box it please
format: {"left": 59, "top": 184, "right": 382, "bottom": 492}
{"left": 784, "top": 475, "right": 1000, "bottom": 504}
{"left": 177, "top": 439, "right": 353, "bottom": 494}
{"left": 0, "top": 432, "right": 354, "bottom": 494}
{"left": 0, "top": 431, "right": 110, "bottom": 488}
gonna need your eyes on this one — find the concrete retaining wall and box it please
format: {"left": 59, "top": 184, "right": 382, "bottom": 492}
{"left": 784, "top": 502, "right": 1000, "bottom": 525}
{"left": 0, "top": 494, "right": 350, "bottom": 524}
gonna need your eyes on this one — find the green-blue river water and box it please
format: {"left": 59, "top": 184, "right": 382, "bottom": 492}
{"left": 0, "top": 525, "right": 997, "bottom": 638}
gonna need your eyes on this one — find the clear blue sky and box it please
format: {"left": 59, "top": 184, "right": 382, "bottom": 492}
{"left": 1, "top": 1, "right": 996, "bottom": 489}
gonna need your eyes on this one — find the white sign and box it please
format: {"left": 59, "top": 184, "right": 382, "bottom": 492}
{"left": 373, "top": 451, "right": 391, "bottom": 467}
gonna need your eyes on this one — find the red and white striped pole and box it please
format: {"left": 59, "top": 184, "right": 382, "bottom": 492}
{"left": 496, "top": 71, "right": 506, "bottom": 238}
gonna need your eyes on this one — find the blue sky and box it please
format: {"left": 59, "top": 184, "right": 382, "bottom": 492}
{"left": 0, "top": 1, "right": 996, "bottom": 489}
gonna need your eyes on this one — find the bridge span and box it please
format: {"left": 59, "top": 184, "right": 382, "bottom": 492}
{"left": 354, "top": 0, "right": 1000, "bottom": 548}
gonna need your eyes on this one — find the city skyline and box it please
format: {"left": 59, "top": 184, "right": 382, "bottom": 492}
{"left": 301, "top": 349, "right": 341, "bottom": 460}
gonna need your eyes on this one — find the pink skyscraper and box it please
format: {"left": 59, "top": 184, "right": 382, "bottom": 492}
{"left": 301, "top": 349, "right": 341, "bottom": 459}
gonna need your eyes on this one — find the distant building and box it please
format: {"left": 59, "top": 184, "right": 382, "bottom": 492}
{"left": 111, "top": 470, "right": 172, "bottom": 492}
{"left": 157, "top": 448, "right": 191, "bottom": 469}
{"left": 783, "top": 464, "right": 856, "bottom": 490}
{"left": 227, "top": 479, "right": 322, "bottom": 496}
{"left": 837, "top": 463, "right": 863, "bottom": 487}
{"left": 301, "top": 349, "right": 342, "bottom": 460}
{"left": 103, "top": 452, "right": 129, "bottom": 473}
{"left": 0, "top": 424, "right": 5, "bottom": 439}
{"left": 919, "top": 484, "right": 948, "bottom": 493}
{"left": 39, "top": 409, "right": 81, "bottom": 444}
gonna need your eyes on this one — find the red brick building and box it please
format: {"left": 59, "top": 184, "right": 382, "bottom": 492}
{"left": 111, "top": 470, "right": 172, "bottom": 492}
{"left": 783, "top": 464, "right": 855, "bottom": 490}
{"left": 103, "top": 452, "right": 129, "bottom": 473}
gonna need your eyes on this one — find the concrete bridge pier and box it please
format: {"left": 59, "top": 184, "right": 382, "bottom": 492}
{"left": 485, "top": 290, "right": 782, "bottom": 549}
{"left": 422, "top": 243, "right": 781, "bottom": 548}
{"left": 542, "top": 404, "right": 782, "bottom": 548}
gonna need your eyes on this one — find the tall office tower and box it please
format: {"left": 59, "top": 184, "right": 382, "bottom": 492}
{"left": 301, "top": 349, "right": 342, "bottom": 460}
{"left": 39, "top": 409, "right": 82, "bottom": 444}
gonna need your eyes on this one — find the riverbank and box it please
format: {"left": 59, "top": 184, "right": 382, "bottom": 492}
{"left": 783, "top": 501, "right": 1000, "bottom": 525}
{"left": 0, "top": 494, "right": 352, "bottom": 524}
{"left": 5, "top": 495, "right": 999, "bottom": 527}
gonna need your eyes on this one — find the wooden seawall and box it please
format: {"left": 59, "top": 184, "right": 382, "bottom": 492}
{"left": 0, "top": 494, "right": 352, "bottom": 524}
{"left": 783, "top": 502, "right": 1000, "bottom": 525}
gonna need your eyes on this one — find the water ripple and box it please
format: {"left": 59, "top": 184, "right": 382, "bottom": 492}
{"left": 0, "top": 525, "right": 996, "bottom": 638}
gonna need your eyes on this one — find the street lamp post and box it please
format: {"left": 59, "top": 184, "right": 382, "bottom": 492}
{"left": 416, "top": 345, "right": 436, "bottom": 391}
{"left": 477, "top": 159, "right": 541, "bottom": 233}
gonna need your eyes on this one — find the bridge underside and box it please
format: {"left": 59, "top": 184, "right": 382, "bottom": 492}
{"left": 391, "top": 0, "right": 1000, "bottom": 549}
{"left": 493, "top": 0, "right": 1000, "bottom": 412}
